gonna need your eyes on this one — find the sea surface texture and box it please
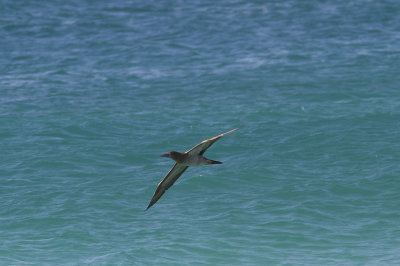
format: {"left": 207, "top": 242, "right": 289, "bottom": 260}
{"left": 1, "top": 0, "right": 400, "bottom": 265}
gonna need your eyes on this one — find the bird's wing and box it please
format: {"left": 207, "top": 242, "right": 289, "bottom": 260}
{"left": 185, "top": 128, "right": 238, "bottom": 156}
{"left": 146, "top": 163, "right": 189, "bottom": 210}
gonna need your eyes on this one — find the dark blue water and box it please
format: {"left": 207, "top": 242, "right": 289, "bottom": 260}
{"left": 1, "top": 0, "right": 400, "bottom": 264}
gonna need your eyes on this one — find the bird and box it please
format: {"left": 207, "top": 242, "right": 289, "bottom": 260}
{"left": 146, "top": 128, "right": 238, "bottom": 210}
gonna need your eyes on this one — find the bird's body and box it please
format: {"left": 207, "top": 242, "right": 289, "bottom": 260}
{"left": 146, "top": 128, "right": 238, "bottom": 210}
{"left": 161, "top": 151, "right": 221, "bottom": 166}
{"left": 182, "top": 153, "right": 209, "bottom": 166}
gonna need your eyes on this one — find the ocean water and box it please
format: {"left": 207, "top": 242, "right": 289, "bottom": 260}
{"left": 1, "top": 0, "right": 400, "bottom": 264}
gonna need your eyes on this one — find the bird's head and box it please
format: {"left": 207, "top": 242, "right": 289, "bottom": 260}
{"left": 160, "top": 151, "right": 178, "bottom": 158}
{"left": 160, "top": 151, "right": 184, "bottom": 163}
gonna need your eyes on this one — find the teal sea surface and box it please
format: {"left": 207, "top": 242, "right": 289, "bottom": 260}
{"left": 1, "top": 0, "right": 400, "bottom": 264}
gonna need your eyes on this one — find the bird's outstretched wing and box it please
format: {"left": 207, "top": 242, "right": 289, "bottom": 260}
{"left": 146, "top": 163, "right": 188, "bottom": 210}
{"left": 185, "top": 128, "right": 238, "bottom": 156}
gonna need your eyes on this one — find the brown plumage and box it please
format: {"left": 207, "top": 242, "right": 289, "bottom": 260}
{"left": 146, "top": 128, "right": 238, "bottom": 210}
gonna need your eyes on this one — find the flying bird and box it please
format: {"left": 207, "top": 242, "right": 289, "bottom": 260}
{"left": 146, "top": 128, "right": 238, "bottom": 210}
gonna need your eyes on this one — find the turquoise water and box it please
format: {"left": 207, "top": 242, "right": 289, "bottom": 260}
{"left": 1, "top": 0, "right": 400, "bottom": 264}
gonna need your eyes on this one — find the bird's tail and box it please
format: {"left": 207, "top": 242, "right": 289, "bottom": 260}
{"left": 207, "top": 159, "right": 222, "bottom": 164}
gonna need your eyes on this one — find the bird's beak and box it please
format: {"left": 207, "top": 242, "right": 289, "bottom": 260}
{"left": 160, "top": 153, "right": 169, "bottom": 157}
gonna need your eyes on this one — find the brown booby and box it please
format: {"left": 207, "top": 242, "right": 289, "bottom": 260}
{"left": 146, "top": 128, "right": 238, "bottom": 210}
